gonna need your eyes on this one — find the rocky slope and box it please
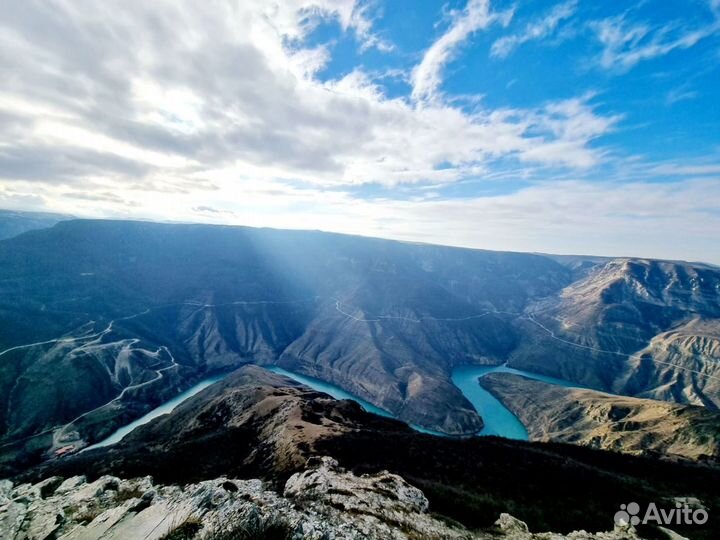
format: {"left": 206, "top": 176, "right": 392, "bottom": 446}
{"left": 620, "top": 318, "right": 720, "bottom": 408}
{"left": 481, "top": 373, "right": 720, "bottom": 461}
{"left": 16, "top": 366, "right": 409, "bottom": 483}
{"left": 1, "top": 458, "right": 660, "bottom": 540}
{"left": 17, "top": 365, "right": 720, "bottom": 538}
{"left": 509, "top": 259, "right": 720, "bottom": 401}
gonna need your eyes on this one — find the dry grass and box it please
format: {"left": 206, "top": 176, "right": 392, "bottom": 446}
{"left": 205, "top": 513, "right": 293, "bottom": 540}
{"left": 159, "top": 516, "right": 203, "bottom": 540}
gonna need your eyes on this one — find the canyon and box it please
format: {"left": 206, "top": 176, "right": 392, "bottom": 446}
{"left": 1, "top": 219, "right": 719, "bottom": 474}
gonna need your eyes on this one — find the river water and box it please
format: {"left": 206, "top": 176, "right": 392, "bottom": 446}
{"left": 83, "top": 374, "right": 226, "bottom": 452}
{"left": 451, "top": 364, "right": 583, "bottom": 440}
{"left": 87, "top": 363, "right": 581, "bottom": 448}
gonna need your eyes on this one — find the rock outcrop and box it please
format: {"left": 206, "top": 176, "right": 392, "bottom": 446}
{"left": 0, "top": 458, "right": 657, "bottom": 540}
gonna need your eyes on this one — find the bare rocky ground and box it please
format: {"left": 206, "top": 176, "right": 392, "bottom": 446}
{"left": 1, "top": 457, "right": 661, "bottom": 540}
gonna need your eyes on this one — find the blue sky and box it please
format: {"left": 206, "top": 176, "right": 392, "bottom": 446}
{"left": 309, "top": 0, "right": 720, "bottom": 181}
{"left": 0, "top": 0, "right": 719, "bottom": 262}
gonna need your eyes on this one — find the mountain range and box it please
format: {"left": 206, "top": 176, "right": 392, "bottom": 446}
{"left": 0, "top": 218, "right": 719, "bottom": 472}
{"left": 1, "top": 215, "right": 719, "bottom": 538}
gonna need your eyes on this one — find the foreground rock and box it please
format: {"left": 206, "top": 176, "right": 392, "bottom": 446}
{"left": 481, "top": 373, "right": 720, "bottom": 462}
{"left": 1, "top": 457, "right": 656, "bottom": 540}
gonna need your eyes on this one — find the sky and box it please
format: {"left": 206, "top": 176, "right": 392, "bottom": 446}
{"left": 1, "top": 0, "right": 719, "bottom": 263}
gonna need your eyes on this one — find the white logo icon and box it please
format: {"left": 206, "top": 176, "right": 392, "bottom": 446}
{"left": 613, "top": 501, "right": 708, "bottom": 527}
{"left": 614, "top": 502, "right": 641, "bottom": 526}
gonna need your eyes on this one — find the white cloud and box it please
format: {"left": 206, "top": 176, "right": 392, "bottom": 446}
{"left": 650, "top": 163, "right": 720, "bottom": 176}
{"left": 592, "top": 12, "right": 720, "bottom": 71}
{"left": 665, "top": 87, "right": 699, "bottom": 105}
{"left": 387, "top": 179, "right": 720, "bottom": 263}
{"left": 9, "top": 1, "right": 712, "bottom": 261}
{"left": 491, "top": 0, "right": 578, "bottom": 59}
{"left": 411, "top": 0, "right": 513, "bottom": 103}
{"left": 0, "top": 0, "right": 615, "bottom": 196}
